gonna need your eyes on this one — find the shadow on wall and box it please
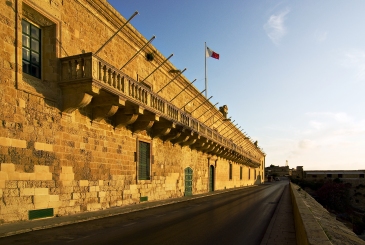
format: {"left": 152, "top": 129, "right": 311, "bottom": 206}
{"left": 254, "top": 175, "right": 262, "bottom": 185}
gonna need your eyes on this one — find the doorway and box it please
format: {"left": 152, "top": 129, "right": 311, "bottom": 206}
{"left": 209, "top": 165, "right": 215, "bottom": 192}
{"left": 184, "top": 167, "right": 193, "bottom": 196}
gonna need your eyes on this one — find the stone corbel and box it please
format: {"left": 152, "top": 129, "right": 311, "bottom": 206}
{"left": 150, "top": 118, "right": 176, "bottom": 138}
{"left": 160, "top": 127, "right": 182, "bottom": 142}
{"left": 204, "top": 142, "right": 218, "bottom": 153}
{"left": 179, "top": 133, "right": 199, "bottom": 147}
{"left": 170, "top": 128, "right": 193, "bottom": 145}
{"left": 92, "top": 91, "right": 126, "bottom": 122}
{"left": 130, "top": 111, "right": 159, "bottom": 133}
{"left": 114, "top": 102, "right": 144, "bottom": 129}
{"left": 211, "top": 145, "right": 223, "bottom": 155}
{"left": 61, "top": 83, "right": 101, "bottom": 113}
{"left": 190, "top": 138, "right": 209, "bottom": 150}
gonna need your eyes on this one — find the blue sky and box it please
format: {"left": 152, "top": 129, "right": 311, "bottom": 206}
{"left": 107, "top": 0, "right": 365, "bottom": 170}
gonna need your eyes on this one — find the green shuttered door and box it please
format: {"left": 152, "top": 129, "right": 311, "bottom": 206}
{"left": 139, "top": 141, "right": 150, "bottom": 180}
{"left": 185, "top": 167, "right": 193, "bottom": 196}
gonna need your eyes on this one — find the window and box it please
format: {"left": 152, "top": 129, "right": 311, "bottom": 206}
{"left": 338, "top": 174, "right": 343, "bottom": 178}
{"left": 248, "top": 168, "right": 250, "bottom": 180}
{"left": 312, "top": 175, "right": 317, "bottom": 178}
{"left": 327, "top": 174, "right": 332, "bottom": 178}
{"left": 138, "top": 141, "right": 150, "bottom": 180}
{"left": 22, "top": 20, "right": 41, "bottom": 78}
{"left": 229, "top": 163, "right": 232, "bottom": 180}
{"left": 255, "top": 169, "right": 257, "bottom": 179}
{"left": 360, "top": 174, "right": 364, "bottom": 178}
{"left": 240, "top": 166, "right": 242, "bottom": 180}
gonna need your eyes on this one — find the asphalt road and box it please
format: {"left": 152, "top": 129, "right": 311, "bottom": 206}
{"left": 0, "top": 181, "right": 287, "bottom": 245}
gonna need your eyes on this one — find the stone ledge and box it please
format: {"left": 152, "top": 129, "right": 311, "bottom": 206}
{"left": 290, "top": 182, "right": 365, "bottom": 245}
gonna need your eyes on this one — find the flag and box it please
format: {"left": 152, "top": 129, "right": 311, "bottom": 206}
{"left": 206, "top": 47, "right": 219, "bottom": 60}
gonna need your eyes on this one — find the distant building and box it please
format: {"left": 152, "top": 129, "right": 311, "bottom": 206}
{"left": 265, "top": 165, "right": 289, "bottom": 177}
{"left": 291, "top": 166, "right": 304, "bottom": 179}
{"left": 305, "top": 170, "right": 365, "bottom": 180}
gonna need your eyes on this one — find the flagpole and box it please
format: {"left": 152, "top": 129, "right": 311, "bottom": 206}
{"left": 205, "top": 42, "right": 207, "bottom": 98}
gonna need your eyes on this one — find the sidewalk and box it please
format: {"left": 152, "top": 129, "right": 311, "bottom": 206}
{"left": 261, "top": 182, "right": 297, "bottom": 245}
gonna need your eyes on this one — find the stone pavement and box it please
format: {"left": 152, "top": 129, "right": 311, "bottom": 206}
{"left": 261, "top": 182, "right": 297, "bottom": 245}
{"left": 0, "top": 184, "right": 296, "bottom": 244}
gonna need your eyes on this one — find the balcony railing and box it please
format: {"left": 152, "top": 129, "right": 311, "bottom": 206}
{"left": 60, "top": 53, "right": 262, "bottom": 166}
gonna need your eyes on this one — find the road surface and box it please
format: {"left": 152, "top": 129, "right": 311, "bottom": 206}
{"left": 0, "top": 181, "right": 287, "bottom": 245}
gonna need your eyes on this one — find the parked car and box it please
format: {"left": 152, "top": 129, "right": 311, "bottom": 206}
{"left": 275, "top": 177, "right": 280, "bottom": 181}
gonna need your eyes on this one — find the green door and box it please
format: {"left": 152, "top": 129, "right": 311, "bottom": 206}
{"left": 209, "top": 165, "right": 215, "bottom": 192}
{"left": 184, "top": 167, "right": 193, "bottom": 196}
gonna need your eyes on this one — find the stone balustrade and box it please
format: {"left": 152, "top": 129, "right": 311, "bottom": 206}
{"left": 59, "top": 53, "right": 262, "bottom": 167}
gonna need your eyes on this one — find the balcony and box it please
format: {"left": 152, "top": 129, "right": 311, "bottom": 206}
{"left": 59, "top": 53, "right": 261, "bottom": 167}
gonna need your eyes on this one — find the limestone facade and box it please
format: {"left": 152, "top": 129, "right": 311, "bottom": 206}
{"left": 0, "top": 0, "right": 265, "bottom": 223}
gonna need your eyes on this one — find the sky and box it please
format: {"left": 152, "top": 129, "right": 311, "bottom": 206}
{"left": 107, "top": 0, "right": 365, "bottom": 171}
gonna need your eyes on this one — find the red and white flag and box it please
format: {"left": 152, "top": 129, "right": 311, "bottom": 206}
{"left": 206, "top": 47, "right": 219, "bottom": 60}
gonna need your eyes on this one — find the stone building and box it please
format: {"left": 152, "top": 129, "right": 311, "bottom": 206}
{"left": 265, "top": 165, "right": 289, "bottom": 177}
{"left": 305, "top": 170, "right": 365, "bottom": 180}
{"left": 290, "top": 166, "right": 303, "bottom": 179}
{"left": 0, "top": 0, "right": 265, "bottom": 223}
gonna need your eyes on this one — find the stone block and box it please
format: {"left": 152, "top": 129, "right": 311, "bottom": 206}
{"left": 35, "top": 173, "right": 52, "bottom": 181}
{"left": 33, "top": 195, "right": 50, "bottom": 208}
{"left": 34, "top": 165, "right": 50, "bottom": 173}
{"left": 98, "top": 180, "right": 104, "bottom": 186}
{"left": 61, "top": 180, "right": 72, "bottom": 186}
{"left": 62, "top": 166, "right": 74, "bottom": 174}
{"left": 5, "top": 180, "right": 18, "bottom": 188}
{"left": 98, "top": 191, "right": 106, "bottom": 198}
{"left": 18, "top": 98, "right": 25, "bottom": 108}
{"left": 79, "top": 180, "right": 89, "bottom": 187}
{"left": 19, "top": 173, "right": 33, "bottom": 180}
{"left": 60, "top": 173, "right": 74, "bottom": 181}
{"left": 1, "top": 163, "right": 15, "bottom": 172}
{"left": 0, "top": 180, "right": 6, "bottom": 188}
{"left": 34, "top": 142, "right": 44, "bottom": 151}
{"left": 7, "top": 172, "right": 20, "bottom": 180}
{"left": 129, "top": 185, "right": 137, "bottom": 190}
{"left": 11, "top": 139, "right": 27, "bottom": 148}
{"left": 49, "top": 200, "right": 62, "bottom": 208}
{"left": 0, "top": 137, "right": 12, "bottom": 147}
{"left": 34, "top": 188, "right": 49, "bottom": 195}
{"left": 20, "top": 188, "right": 35, "bottom": 196}
{"left": 44, "top": 143, "right": 53, "bottom": 152}
{"left": 72, "top": 193, "right": 80, "bottom": 200}
{"left": 3, "top": 189, "right": 20, "bottom": 197}
{"left": 0, "top": 172, "right": 9, "bottom": 181}
{"left": 87, "top": 203, "right": 101, "bottom": 211}
{"left": 49, "top": 195, "right": 59, "bottom": 202}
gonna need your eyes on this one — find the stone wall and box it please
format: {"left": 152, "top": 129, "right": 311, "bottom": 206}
{"left": 290, "top": 183, "right": 365, "bottom": 245}
{"left": 0, "top": 0, "right": 265, "bottom": 223}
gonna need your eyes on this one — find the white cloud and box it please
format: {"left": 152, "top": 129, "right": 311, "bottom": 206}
{"left": 264, "top": 8, "right": 290, "bottom": 45}
{"left": 342, "top": 50, "right": 365, "bottom": 82}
